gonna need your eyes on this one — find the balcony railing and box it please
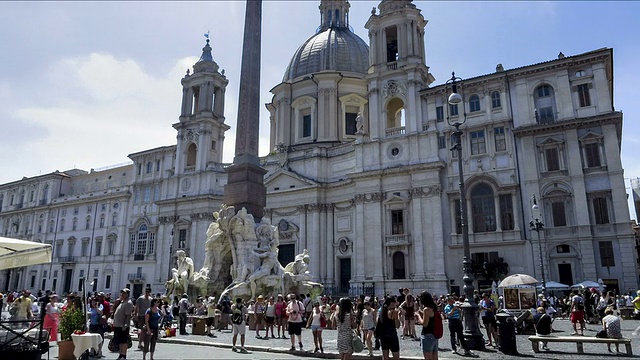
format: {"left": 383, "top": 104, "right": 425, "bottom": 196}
{"left": 385, "top": 234, "right": 411, "bottom": 246}
{"left": 385, "top": 126, "right": 406, "bottom": 137}
{"left": 386, "top": 61, "right": 398, "bottom": 70}
{"left": 59, "top": 256, "right": 77, "bottom": 264}
{"left": 127, "top": 273, "right": 146, "bottom": 282}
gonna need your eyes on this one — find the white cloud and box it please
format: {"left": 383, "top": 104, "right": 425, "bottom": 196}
{"left": 1, "top": 53, "right": 245, "bottom": 183}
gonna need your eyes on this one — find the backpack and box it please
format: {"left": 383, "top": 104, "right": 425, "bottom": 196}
{"left": 433, "top": 310, "right": 443, "bottom": 339}
{"left": 232, "top": 305, "right": 244, "bottom": 325}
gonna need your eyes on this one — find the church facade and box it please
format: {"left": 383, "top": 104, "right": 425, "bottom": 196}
{"left": 0, "top": 0, "right": 636, "bottom": 298}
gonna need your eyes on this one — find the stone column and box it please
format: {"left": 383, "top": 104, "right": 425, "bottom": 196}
{"left": 224, "top": 0, "right": 267, "bottom": 220}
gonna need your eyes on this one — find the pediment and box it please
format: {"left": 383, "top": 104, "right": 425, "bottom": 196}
{"left": 578, "top": 131, "right": 603, "bottom": 142}
{"left": 265, "top": 168, "right": 318, "bottom": 191}
{"left": 174, "top": 218, "right": 192, "bottom": 226}
{"left": 383, "top": 192, "right": 408, "bottom": 204}
{"left": 536, "top": 136, "right": 564, "bottom": 147}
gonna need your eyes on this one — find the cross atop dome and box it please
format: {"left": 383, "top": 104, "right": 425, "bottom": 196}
{"left": 194, "top": 36, "right": 219, "bottom": 74}
{"left": 318, "top": 0, "right": 350, "bottom": 30}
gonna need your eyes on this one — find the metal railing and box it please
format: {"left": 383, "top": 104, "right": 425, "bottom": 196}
{"left": 59, "top": 256, "right": 76, "bottom": 263}
{"left": 128, "top": 273, "right": 146, "bottom": 282}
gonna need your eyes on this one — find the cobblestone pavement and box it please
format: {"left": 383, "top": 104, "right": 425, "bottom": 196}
{"left": 116, "top": 317, "right": 640, "bottom": 359}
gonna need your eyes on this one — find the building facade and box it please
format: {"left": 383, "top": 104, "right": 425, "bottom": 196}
{"left": 0, "top": 0, "right": 636, "bottom": 297}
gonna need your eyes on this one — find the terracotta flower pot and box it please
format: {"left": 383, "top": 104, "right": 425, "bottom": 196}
{"left": 57, "top": 339, "right": 76, "bottom": 360}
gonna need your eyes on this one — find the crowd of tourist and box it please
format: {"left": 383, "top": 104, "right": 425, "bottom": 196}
{"left": 2, "top": 286, "right": 640, "bottom": 359}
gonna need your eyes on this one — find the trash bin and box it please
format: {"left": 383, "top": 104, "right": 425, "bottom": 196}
{"left": 496, "top": 312, "right": 517, "bottom": 355}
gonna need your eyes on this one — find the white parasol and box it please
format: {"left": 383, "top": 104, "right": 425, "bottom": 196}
{"left": 0, "top": 236, "right": 52, "bottom": 270}
{"left": 498, "top": 274, "right": 539, "bottom": 288}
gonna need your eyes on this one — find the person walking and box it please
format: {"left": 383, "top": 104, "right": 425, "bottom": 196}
{"left": 43, "top": 294, "right": 60, "bottom": 342}
{"left": 134, "top": 288, "right": 152, "bottom": 349}
{"left": 416, "top": 291, "right": 439, "bottom": 360}
{"left": 178, "top": 294, "right": 190, "bottom": 335}
{"left": 362, "top": 301, "right": 377, "bottom": 356}
{"left": 379, "top": 296, "right": 400, "bottom": 360}
{"left": 113, "top": 289, "right": 134, "bottom": 360}
{"left": 205, "top": 297, "right": 217, "bottom": 338}
{"left": 88, "top": 297, "right": 105, "bottom": 357}
{"left": 286, "top": 294, "right": 305, "bottom": 351}
{"left": 231, "top": 297, "right": 248, "bottom": 353}
{"left": 275, "top": 295, "right": 287, "bottom": 338}
{"left": 443, "top": 296, "right": 471, "bottom": 355}
{"left": 265, "top": 296, "right": 276, "bottom": 338}
{"left": 143, "top": 299, "right": 163, "bottom": 360}
{"left": 306, "top": 302, "right": 325, "bottom": 353}
{"left": 336, "top": 297, "right": 355, "bottom": 360}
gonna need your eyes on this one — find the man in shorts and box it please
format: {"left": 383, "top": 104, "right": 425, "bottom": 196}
{"left": 113, "top": 288, "right": 134, "bottom": 360}
{"left": 570, "top": 291, "right": 585, "bottom": 335}
{"left": 287, "top": 294, "right": 305, "bottom": 351}
{"left": 231, "top": 298, "right": 248, "bottom": 353}
{"left": 133, "top": 287, "right": 152, "bottom": 349}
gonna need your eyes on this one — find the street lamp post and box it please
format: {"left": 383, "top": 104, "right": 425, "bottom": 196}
{"left": 446, "top": 72, "right": 485, "bottom": 350}
{"left": 530, "top": 194, "right": 546, "bottom": 297}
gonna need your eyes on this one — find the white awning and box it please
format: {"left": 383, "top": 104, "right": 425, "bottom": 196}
{"left": 0, "top": 236, "right": 52, "bottom": 270}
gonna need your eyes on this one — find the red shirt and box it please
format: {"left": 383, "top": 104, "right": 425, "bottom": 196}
{"left": 102, "top": 300, "right": 111, "bottom": 318}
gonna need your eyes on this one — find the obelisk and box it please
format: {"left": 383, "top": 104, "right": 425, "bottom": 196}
{"left": 224, "top": 0, "right": 267, "bottom": 220}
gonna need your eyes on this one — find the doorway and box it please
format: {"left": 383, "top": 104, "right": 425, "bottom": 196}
{"left": 558, "top": 263, "right": 573, "bottom": 286}
{"left": 278, "top": 244, "right": 296, "bottom": 267}
{"left": 133, "top": 284, "right": 143, "bottom": 299}
{"left": 63, "top": 269, "right": 73, "bottom": 295}
{"left": 339, "top": 258, "right": 351, "bottom": 294}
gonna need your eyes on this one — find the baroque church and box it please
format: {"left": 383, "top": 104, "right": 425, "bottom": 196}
{"left": 0, "top": 0, "right": 636, "bottom": 298}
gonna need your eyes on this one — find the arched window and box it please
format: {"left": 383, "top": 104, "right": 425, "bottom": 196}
{"left": 186, "top": 143, "right": 197, "bottom": 167}
{"left": 19, "top": 190, "right": 25, "bottom": 205}
{"left": 60, "top": 219, "right": 66, "bottom": 232}
{"left": 49, "top": 220, "right": 54, "bottom": 233}
{"left": 72, "top": 218, "right": 77, "bottom": 231}
{"left": 491, "top": 91, "right": 501, "bottom": 108}
{"left": 392, "top": 251, "right": 406, "bottom": 279}
{"left": 469, "top": 94, "right": 481, "bottom": 112}
{"left": 111, "top": 213, "right": 117, "bottom": 227}
{"left": 99, "top": 215, "right": 105, "bottom": 228}
{"left": 85, "top": 216, "right": 91, "bottom": 230}
{"left": 146, "top": 162, "right": 152, "bottom": 174}
{"left": 471, "top": 183, "right": 496, "bottom": 233}
{"left": 534, "top": 84, "right": 556, "bottom": 124}
{"left": 137, "top": 224, "right": 148, "bottom": 255}
{"left": 386, "top": 97, "right": 405, "bottom": 134}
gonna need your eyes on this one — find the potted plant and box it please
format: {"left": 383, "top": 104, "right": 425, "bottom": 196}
{"left": 58, "top": 306, "right": 86, "bottom": 360}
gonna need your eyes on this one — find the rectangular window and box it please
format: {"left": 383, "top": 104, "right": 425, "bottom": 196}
{"left": 178, "top": 229, "right": 187, "bottom": 249}
{"left": 30, "top": 275, "right": 36, "bottom": 288}
{"left": 593, "top": 197, "right": 610, "bottom": 224}
{"left": 437, "top": 136, "right": 446, "bottom": 150}
{"left": 154, "top": 185, "right": 160, "bottom": 202}
{"left": 81, "top": 242, "right": 88, "bottom": 257}
{"left": 95, "top": 240, "right": 102, "bottom": 256}
{"left": 599, "top": 241, "right": 615, "bottom": 267}
{"left": 41, "top": 278, "right": 46, "bottom": 291}
{"left": 494, "top": 127, "right": 506, "bottom": 152}
{"left": 454, "top": 199, "right": 462, "bottom": 234}
{"left": 105, "top": 275, "right": 111, "bottom": 290}
{"left": 537, "top": 85, "right": 551, "bottom": 98}
{"left": 391, "top": 210, "right": 404, "bottom": 235}
{"left": 93, "top": 269, "right": 99, "bottom": 278}
{"left": 73, "top": 207, "right": 79, "bottom": 215}
{"left": 87, "top": 205, "right": 92, "bottom": 213}
{"left": 577, "top": 84, "right": 591, "bottom": 107}
{"left": 551, "top": 201, "right": 567, "bottom": 227}
{"left": 499, "top": 194, "right": 514, "bottom": 230}
{"left": 557, "top": 245, "right": 570, "bottom": 253}
{"left": 61, "top": 209, "right": 66, "bottom": 216}
{"left": 345, "top": 112, "right": 357, "bottom": 136}
{"left": 491, "top": 92, "right": 501, "bottom": 108}
{"left": 584, "top": 142, "right": 601, "bottom": 168}
{"left": 101, "top": 203, "right": 106, "bottom": 211}
{"left": 545, "top": 148, "right": 560, "bottom": 171}
{"left": 449, "top": 104, "right": 458, "bottom": 116}
{"left": 134, "top": 189, "right": 140, "bottom": 204}
{"left": 143, "top": 187, "right": 151, "bottom": 203}
{"left": 149, "top": 232, "right": 156, "bottom": 254}
{"left": 78, "top": 278, "right": 84, "bottom": 292}
{"left": 538, "top": 107, "right": 554, "bottom": 123}
{"left": 92, "top": 278, "right": 98, "bottom": 292}
{"left": 129, "top": 233, "right": 136, "bottom": 255}
{"left": 436, "top": 106, "right": 444, "bottom": 122}
{"left": 52, "top": 279, "right": 57, "bottom": 291}
{"left": 470, "top": 130, "right": 486, "bottom": 155}
{"left": 302, "top": 114, "right": 312, "bottom": 138}
{"left": 108, "top": 240, "right": 115, "bottom": 255}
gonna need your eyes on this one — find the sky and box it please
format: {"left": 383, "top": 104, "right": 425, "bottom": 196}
{"left": 0, "top": 1, "right": 639, "bottom": 218}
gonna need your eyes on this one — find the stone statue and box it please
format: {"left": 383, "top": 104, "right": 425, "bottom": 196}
{"left": 355, "top": 112, "right": 365, "bottom": 134}
{"left": 248, "top": 242, "right": 282, "bottom": 300}
{"left": 282, "top": 249, "right": 323, "bottom": 298}
{"left": 166, "top": 250, "right": 194, "bottom": 298}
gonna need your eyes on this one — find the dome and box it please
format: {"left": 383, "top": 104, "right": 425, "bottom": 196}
{"left": 283, "top": 27, "right": 369, "bottom": 82}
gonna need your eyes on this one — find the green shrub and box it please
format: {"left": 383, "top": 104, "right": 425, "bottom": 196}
{"left": 58, "top": 306, "right": 86, "bottom": 341}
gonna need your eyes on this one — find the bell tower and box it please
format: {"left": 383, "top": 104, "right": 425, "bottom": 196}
{"left": 173, "top": 38, "right": 229, "bottom": 175}
{"left": 365, "top": 0, "right": 434, "bottom": 140}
